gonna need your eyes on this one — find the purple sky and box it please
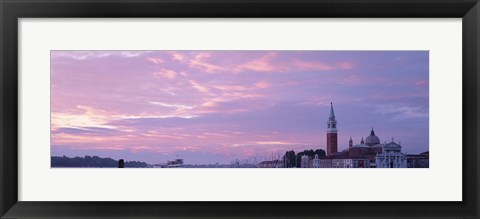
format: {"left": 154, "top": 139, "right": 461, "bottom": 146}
{"left": 51, "top": 51, "right": 429, "bottom": 165}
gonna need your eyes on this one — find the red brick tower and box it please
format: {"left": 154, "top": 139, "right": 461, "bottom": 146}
{"left": 326, "top": 102, "right": 338, "bottom": 156}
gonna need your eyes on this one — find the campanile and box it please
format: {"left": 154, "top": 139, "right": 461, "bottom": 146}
{"left": 326, "top": 102, "right": 338, "bottom": 156}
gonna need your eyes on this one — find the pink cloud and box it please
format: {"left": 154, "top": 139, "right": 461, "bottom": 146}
{"left": 292, "top": 59, "right": 335, "bottom": 71}
{"left": 168, "top": 51, "right": 186, "bottom": 61}
{"left": 233, "top": 52, "right": 285, "bottom": 73}
{"left": 224, "top": 92, "right": 264, "bottom": 99}
{"left": 210, "top": 84, "right": 249, "bottom": 91}
{"left": 253, "top": 141, "right": 297, "bottom": 145}
{"left": 201, "top": 101, "right": 218, "bottom": 108}
{"left": 255, "top": 81, "right": 272, "bottom": 89}
{"left": 149, "top": 101, "right": 194, "bottom": 110}
{"left": 291, "top": 60, "right": 355, "bottom": 72}
{"left": 153, "top": 69, "right": 177, "bottom": 79}
{"left": 147, "top": 57, "right": 165, "bottom": 64}
{"left": 188, "top": 80, "right": 211, "bottom": 94}
{"left": 188, "top": 52, "right": 225, "bottom": 73}
{"left": 51, "top": 105, "right": 120, "bottom": 130}
{"left": 231, "top": 53, "right": 354, "bottom": 74}
{"left": 51, "top": 51, "right": 428, "bottom": 163}
{"left": 338, "top": 61, "right": 354, "bottom": 70}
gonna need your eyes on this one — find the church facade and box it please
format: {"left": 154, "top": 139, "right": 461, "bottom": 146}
{"left": 375, "top": 142, "right": 408, "bottom": 168}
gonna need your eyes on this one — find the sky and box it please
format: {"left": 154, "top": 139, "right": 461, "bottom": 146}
{"left": 51, "top": 51, "right": 429, "bottom": 165}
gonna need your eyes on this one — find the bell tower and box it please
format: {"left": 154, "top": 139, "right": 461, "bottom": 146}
{"left": 326, "top": 102, "right": 338, "bottom": 156}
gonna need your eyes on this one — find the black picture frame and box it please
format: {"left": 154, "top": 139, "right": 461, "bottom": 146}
{"left": 1, "top": 0, "right": 479, "bottom": 218}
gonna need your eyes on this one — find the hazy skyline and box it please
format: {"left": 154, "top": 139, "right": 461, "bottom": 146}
{"left": 51, "top": 51, "right": 429, "bottom": 165}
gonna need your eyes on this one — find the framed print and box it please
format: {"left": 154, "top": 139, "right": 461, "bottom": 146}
{"left": 1, "top": 0, "right": 479, "bottom": 218}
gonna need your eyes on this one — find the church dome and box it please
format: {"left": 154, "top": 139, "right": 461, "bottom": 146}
{"left": 365, "top": 128, "right": 380, "bottom": 146}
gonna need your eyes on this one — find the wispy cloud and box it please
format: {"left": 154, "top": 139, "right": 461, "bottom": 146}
{"left": 168, "top": 51, "right": 186, "bottom": 61}
{"left": 52, "top": 127, "right": 121, "bottom": 135}
{"left": 147, "top": 57, "right": 165, "bottom": 64}
{"left": 188, "top": 53, "right": 225, "bottom": 73}
{"left": 188, "top": 80, "right": 211, "bottom": 94}
{"left": 293, "top": 60, "right": 355, "bottom": 71}
{"left": 292, "top": 59, "right": 335, "bottom": 71}
{"left": 51, "top": 105, "right": 118, "bottom": 130}
{"left": 52, "top": 51, "right": 150, "bottom": 60}
{"left": 233, "top": 52, "right": 285, "bottom": 73}
{"left": 255, "top": 81, "right": 272, "bottom": 89}
{"left": 254, "top": 141, "right": 297, "bottom": 145}
{"left": 340, "top": 75, "right": 360, "bottom": 85}
{"left": 415, "top": 80, "right": 428, "bottom": 87}
{"left": 149, "top": 101, "right": 194, "bottom": 110}
{"left": 374, "top": 104, "right": 428, "bottom": 119}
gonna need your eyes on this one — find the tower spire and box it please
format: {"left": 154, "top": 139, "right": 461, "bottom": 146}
{"left": 329, "top": 102, "right": 335, "bottom": 119}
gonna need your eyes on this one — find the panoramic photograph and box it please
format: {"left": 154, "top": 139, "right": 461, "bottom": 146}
{"left": 51, "top": 50, "right": 429, "bottom": 168}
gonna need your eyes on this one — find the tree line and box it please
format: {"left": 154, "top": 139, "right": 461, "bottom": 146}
{"left": 51, "top": 155, "right": 149, "bottom": 168}
{"left": 283, "top": 149, "right": 326, "bottom": 168}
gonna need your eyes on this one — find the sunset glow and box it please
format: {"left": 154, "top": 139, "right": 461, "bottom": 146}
{"left": 51, "top": 51, "right": 429, "bottom": 164}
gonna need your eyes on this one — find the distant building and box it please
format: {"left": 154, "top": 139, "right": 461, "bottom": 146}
{"left": 407, "top": 151, "right": 429, "bottom": 168}
{"left": 331, "top": 157, "right": 370, "bottom": 168}
{"left": 301, "top": 155, "right": 311, "bottom": 168}
{"left": 353, "top": 158, "right": 370, "bottom": 168}
{"left": 319, "top": 158, "right": 332, "bottom": 168}
{"left": 375, "top": 141, "right": 407, "bottom": 168}
{"left": 312, "top": 154, "right": 321, "bottom": 168}
{"left": 365, "top": 129, "right": 381, "bottom": 146}
{"left": 344, "top": 129, "right": 383, "bottom": 158}
{"left": 331, "top": 158, "right": 346, "bottom": 168}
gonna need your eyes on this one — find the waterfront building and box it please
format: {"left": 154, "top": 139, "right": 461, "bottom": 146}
{"left": 331, "top": 157, "right": 370, "bottom": 168}
{"left": 407, "top": 151, "right": 429, "bottom": 168}
{"left": 312, "top": 154, "right": 321, "bottom": 168}
{"left": 319, "top": 158, "right": 332, "bottom": 168}
{"left": 301, "top": 155, "right": 311, "bottom": 168}
{"left": 375, "top": 141, "right": 407, "bottom": 168}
